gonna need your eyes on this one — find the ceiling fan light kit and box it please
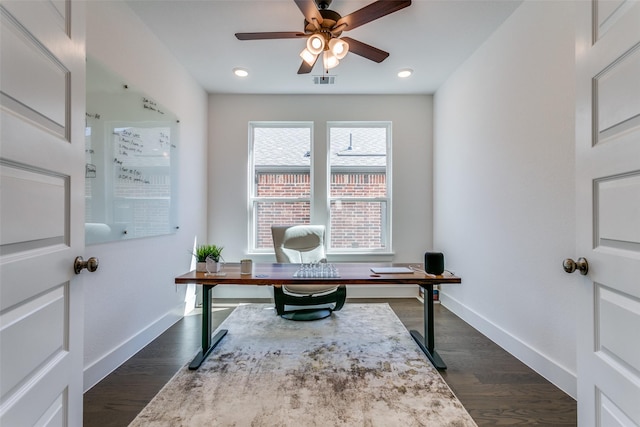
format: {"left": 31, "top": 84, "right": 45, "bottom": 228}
{"left": 306, "top": 33, "right": 325, "bottom": 54}
{"left": 323, "top": 50, "right": 340, "bottom": 70}
{"left": 235, "top": 0, "right": 412, "bottom": 74}
{"left": 300, "top": 48, "right": 317, "bottom": 66}
{"left": 329, "top": 38, "right": 349, "bottom": 59}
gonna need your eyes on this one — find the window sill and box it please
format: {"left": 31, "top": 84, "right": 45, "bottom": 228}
{"left": 245, "top": 252, "right": 396, "bottom": 263}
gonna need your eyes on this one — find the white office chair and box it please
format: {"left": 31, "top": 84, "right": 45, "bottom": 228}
{"left": 271, "top": 225, "right": 346, "bottom": 320}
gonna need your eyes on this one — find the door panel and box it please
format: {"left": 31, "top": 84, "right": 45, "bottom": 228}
{"left": 1, "top": 354, "right": 70, "bottom": 427}
{"left": 0, "top": 162, "right": 67, "bottom": 252}
{"left": 596, "top": 284, "right": 640, "bottom": 374}
{"left": 593, "top": 43, "right": 640, "bottom": 144}
{"left": 1, "top": 0, "right": 70, "bottom": 39}
{"left": 599, "top": 390, "right": 636, "bottom": 427}
{"left": 0, "top": 285, "right": 67, "bottom": 399}
{"left": 0, "top": 10, "right": 68, "bottom": 135}
{"left": 595, "top": 172, "right": 640, "bottom": 253}
{"left": 0, "top": 1, "right": 85, "bottom": 425}
{"left": 595, "top": 0, "right": 638, "bottom": 41}
{"left": 0, "top": 3, "right": 71, "bottom": 138}
{"left": 576, "top": 1, "right": 640, "bottom": 426}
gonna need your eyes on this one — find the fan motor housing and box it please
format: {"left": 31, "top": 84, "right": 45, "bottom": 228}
{"left": 304, "top": 9, "right": 342, "bottom": 35}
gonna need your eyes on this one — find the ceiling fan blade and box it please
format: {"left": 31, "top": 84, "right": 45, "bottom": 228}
{"left": 235, "top": 32, "right": 306, "bottom": 40}
{"left": 335, "top": 0, "right": 411, "bottom": 32}
{"left": 297, "top": 55, "right": 319, "bottom": 74}
{"left": 294, "top": 0, "right": 323, "bottom": 27}
{"left": 341, "top": 37, "right": 389, "bottom": 63}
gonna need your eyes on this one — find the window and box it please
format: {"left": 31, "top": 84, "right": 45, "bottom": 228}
{"left": 249, "top": 121, "right": 391, "bottom": 253}
{"left": 328, "top": 123, "right": 391, "bottom": 252}
{"left": 249, "top": 123, "right": 312, "bottom": 251}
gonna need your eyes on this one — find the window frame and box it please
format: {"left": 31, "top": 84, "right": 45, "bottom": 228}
{"left": 326, "top": 121, "right": 392, "bottom": 254}
{"left": 247, "top": 120, "right": 392, "bottom": 256}
{"left": 248, "top": 121, "right": 314, "bottom": 253}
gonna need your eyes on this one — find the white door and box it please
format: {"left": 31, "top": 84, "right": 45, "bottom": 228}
{"left": 0, "top": 1, "right": 86, "bottom": 426}
{"left": 575, "top": 1, "right": 640, "bottom": 426}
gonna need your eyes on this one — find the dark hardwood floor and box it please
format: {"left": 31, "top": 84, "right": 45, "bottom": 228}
{"left": 83, "top": 298, "right": 576, "bottom": 426}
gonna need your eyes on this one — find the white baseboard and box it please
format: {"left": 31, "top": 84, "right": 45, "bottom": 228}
{"left": 211, "top": 284, "right": 419, "bottom": 299}
{"left": 440, "top": 292, "right": 577, "bottom": 399}
{"left": 83, "top": 309, "right": 183, "bottom": 393}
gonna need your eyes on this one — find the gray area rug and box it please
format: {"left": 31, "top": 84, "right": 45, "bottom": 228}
{"left": 129, "top": 304, "right": 476, "bottom": 426}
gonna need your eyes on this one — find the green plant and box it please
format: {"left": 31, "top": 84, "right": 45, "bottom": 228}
{"left": 193, "top": 244, "right": 224, "bottom": 262}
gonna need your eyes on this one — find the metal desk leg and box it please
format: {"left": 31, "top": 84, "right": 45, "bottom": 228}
{"left": 188, "top": 284, "right": 228, "bottom": 370}
{"left": 410, "top": 284, "right": 447, "bottom": 369}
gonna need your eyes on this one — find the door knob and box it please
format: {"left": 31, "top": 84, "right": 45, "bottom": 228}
{"left": 563, "top": 257, "right": 588, "bottom": 275}
{"left": 74, "top": 256, "right": 99, "bottom": 274}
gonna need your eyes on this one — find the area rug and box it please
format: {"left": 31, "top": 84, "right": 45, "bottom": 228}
{"left": 129, "top": 304, "right": 476, "bottom": 427}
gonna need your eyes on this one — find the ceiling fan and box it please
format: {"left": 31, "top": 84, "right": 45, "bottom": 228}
{"left": 235, "top": 0, "right": 412, "bottom": 74}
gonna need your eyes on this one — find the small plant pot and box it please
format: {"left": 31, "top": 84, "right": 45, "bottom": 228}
{"left": 196, "top": 262, "right": 207, "bottom": 272}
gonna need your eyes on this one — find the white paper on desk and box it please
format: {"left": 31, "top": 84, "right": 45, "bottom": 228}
{"left": 370, "top": 267, "right": 414, "bottom": 274}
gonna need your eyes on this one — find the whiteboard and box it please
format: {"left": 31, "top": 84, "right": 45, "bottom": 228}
{"left": 85, "top": 57, "right": 179, "bottom": 245}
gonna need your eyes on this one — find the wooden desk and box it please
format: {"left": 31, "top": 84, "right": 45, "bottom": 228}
{"left": 175, "top": 263, "right": 461, "bottom": 370}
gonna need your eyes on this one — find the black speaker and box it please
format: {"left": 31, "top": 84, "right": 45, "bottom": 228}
{"left": 425, "top": 252, "right": 444, "bottom": 275}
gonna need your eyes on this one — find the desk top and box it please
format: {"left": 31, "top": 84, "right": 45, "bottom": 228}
{"left": 175, "top": 263, "right": 461, "bottom": 286}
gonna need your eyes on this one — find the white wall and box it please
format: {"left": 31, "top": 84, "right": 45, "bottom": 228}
{"left": 208, "top": 94, "right": 433, "bottom": 298}
{"left": 434, "top": 1, "right": 578, "bottom": 397}
{"left": 83, "top": 2, "right": 208, "bottom": 391}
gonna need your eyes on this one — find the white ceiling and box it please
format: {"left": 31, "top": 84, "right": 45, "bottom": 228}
{"left": 126, "top": 0, "right": 523, "bottom": 95}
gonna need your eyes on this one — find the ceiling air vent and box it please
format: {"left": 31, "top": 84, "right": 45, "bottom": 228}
{"left": 313, "top": 75, "right": 335, "bottom": 85}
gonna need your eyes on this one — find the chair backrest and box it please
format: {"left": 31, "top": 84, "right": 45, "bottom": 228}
{"left": 271, "top": 225, "right": 326, "bottom": 264}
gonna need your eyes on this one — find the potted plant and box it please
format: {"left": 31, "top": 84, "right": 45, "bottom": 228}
{"left": 193, "top": 244, "right": 224, "bottom": 272}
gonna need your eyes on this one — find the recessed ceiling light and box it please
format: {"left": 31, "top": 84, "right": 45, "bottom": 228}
{"left": 233, "top": 67, "right": 249, "bottom": 77}
{"left": 397, "top": 69, "right": 413, "bottom": 78}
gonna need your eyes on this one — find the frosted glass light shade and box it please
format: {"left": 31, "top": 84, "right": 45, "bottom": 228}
{"left": 300, "top": 48, "right": 317, "bottom": 65}
{"left": 323, "top": 51, "right": 339, "bottom": 69}
{"left": 329, "top": 38, "right": 349, "bottom": 60}
{"left": 306, "top": 34, "right": 325, "bottom": 55}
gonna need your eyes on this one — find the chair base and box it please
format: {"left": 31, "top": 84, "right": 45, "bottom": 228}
{"left": 280, "top": 308, "right": 332, "bottom": 321}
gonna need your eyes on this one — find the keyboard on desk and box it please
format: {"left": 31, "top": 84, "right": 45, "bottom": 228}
{"left": 292, "top": 263, "right": 340, "bottom": 278}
